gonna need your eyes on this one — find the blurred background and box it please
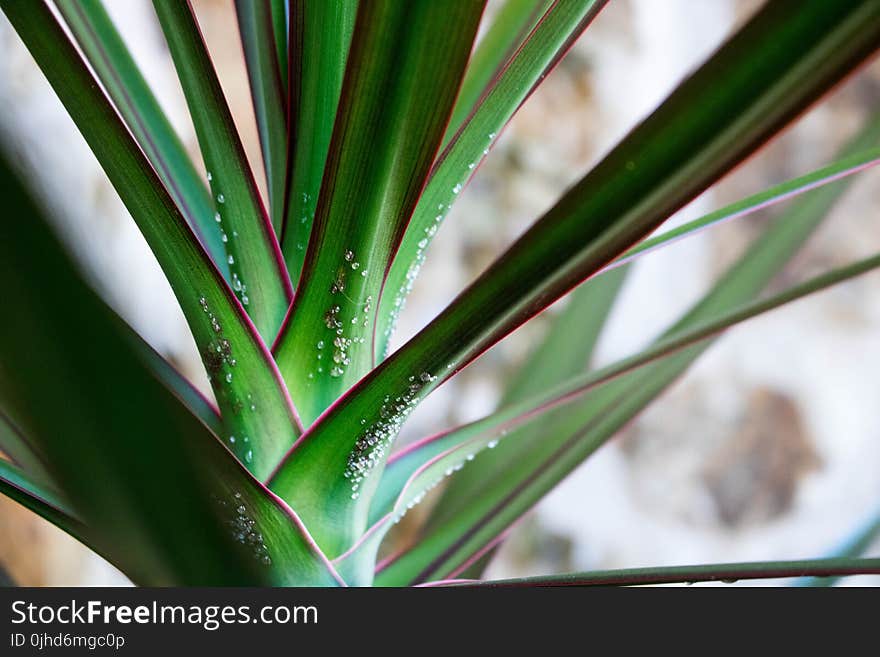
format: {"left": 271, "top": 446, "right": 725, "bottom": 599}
{"left": 1, "top": 0, "right": 878, "bottom": 585}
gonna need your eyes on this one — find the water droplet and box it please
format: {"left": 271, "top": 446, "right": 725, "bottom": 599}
{"left": 225, "top": 372, "right": 233, "bottom": 383}
{"left": 453, "top": 183, "right": 462, "bottom": 194}
{"left": 206, "top": 171, "right": 213, "bottom": 182}
{"left": 487, "top": 439, "right": 499, "bottom": 449}
{"left": 245, "top": 449, "right": 253, "bottom": 463}
{"left": 217, "top": 193, "right": 225, "bottom": 204}
{"left": 214, "top": 212, "right": 222, "bottom": 223}
{"left": 228, "top": 254, "right": 235, "bottom": 265}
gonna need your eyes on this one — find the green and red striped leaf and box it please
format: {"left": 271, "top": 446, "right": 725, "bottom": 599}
{"left": 273, "top": 0, "right": 486, "bottom": 426}
{"left": 3, "top": 0, "right": 302, "bottom": 479}
{"left": 270, "top": 0, "right": 880, "bottom": 559}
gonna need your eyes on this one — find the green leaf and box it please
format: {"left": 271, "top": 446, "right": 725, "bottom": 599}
{"left": 366, "top": 248, "right": 880, "bottom": 559}
{"left": 235, "top": 0, "right": 289, "bottom": 234}
{"left": 120, "top": 321, "right": 224, "bottom": 439}
{"left": 0, "top": 146, "right": 340, "bottom": 586}
{"left": 611, "top": 147, "right": 880, "bottom": 272}
{"left": 376, "top": 0, "right": 606, "bottom": 360}
{"left": 0, "top": 410, "right": 52, "bottom": 487}
{"left": 0, "top": 458, "right": 77, "bottom": 529}
{"left": 273, "top": 0, "right": 486, "bottom": 426}
{"left": 270, "top": 0, "right": 288, "bottom": 94}
{"left": 270, "top": 0, "right": 880, "bottom": 559}
{"left": 444, "top": 0, "right": 556, "bottom": 145}
{"left": 376, "top": 114, "right": 880, "bottom": 585}
{"left": 54, "top": 0, "right": 229, "bottom": 278}
{"left": 280, "top": 0, "right": 357, "bottom": 282}
{"left": 153, "top": 0, "right": 292, "bottom": 341}
{"left": 795, "top": 507, "right": 880, "bottom": 587}
{"left": 351, "top": 267, "right": 627, "bottom": 582}
{"left": 436, "top": 557, "right": 880, "bottom": 587}
{"left": 2, "top": 0, "right": 301, "bottom": 479}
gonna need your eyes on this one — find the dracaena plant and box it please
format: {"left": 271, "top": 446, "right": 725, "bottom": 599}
{"left": 1, "top": 0, "right": 879, "bottom": 587}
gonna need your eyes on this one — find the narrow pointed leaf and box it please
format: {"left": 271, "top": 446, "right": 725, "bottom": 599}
{"left": 270, "top": 0, "right": 287, "bottom": 92}
{"left": 444, "top": 0, "right": 555, "bottom": 145}
{"left": 442, "top": 557, "right": 880, "bottom": 587}
{"left": 54, "top": 0, "right": 229, "bottom": 277}
{"left": 153, "top": 0, "right": 292, "bottom": 341}
{"left": 2, "top": 1, "right": 301, "bottom": 478}
{"left": 376, "top": 116, "right": 880, "bottom": 585}
{"left": 273, "top": 0, "right": 486, "bottom": 426}
{"left": 280, "top": 0, "right": 357, "bottom": 281}
{"left": 0, "top": 149, "right": 339, "bottom": 586}
{"left": 0, "top": 410, "right": 52, "bottom": 486}
{"left": 608, "top": 147, "right": 880, "bottom": 273}
{"left": 0, "top": 459, "right": 75, "bottom": 526}
{"left": 368, "top": 249, "right": 880, "bottom": 543}
{"left": 235, "top": 0, "right": 288, "bottom": 233}
{"left": 270, "top": 0, "right": 880, "bottom": 558}
{"left": 377, "top": 0, "right": 606, "bottom": 359}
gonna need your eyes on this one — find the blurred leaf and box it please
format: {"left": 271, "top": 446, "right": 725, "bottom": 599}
{"left": 0, "top": 458, "right": 81, "bottom": 536}
{"left": 0, "top": 147, "right": 340, "bottom": 586}
{"left": 437, "top": 557, "right": 880, "bottom": 586}
{"left": 358, "top": 266, "right": 627, "bottom": 581}
{"left": 280, "top": 0, "right": 357, "bottom": 282}
{"left": 235, "top": 0, "right": 288, "bottom": 233}
{"left": 364, "top": 248, "right": 880, "bottom": 567}
{"left": 795, "top": 507, "right": 880, "bottom": 587}
{"left": 273, "top": 0, "right": 485, "bottom": 426}
{"left": 271, "top": 0, "right": 880, "bottom": 559}
{"left": 55, "top": 0, "right": 229, "bottom": 278}
{"left": 3, "top": 0, "right": 302, "bottom": 478}
{"left": 376, "top": 115, "right": 880, "bottom": 585}
{"left": 120, "top": 322, "right": 224, "bottom": 438}
{"left": 153, "top": 0, "right": 292, "bottom": 341}
{"left": 377, "top": 0, "right": 606, "bottom": 359}
{"left": 0, "top": 410, "right": 52, "bottom": 487}
{"left": 611, "top": 147, "right": 880, "bottom": 272}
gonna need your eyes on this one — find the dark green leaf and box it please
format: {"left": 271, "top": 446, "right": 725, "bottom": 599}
{"left": 0, "top": 147, "right": 340, "bottom": 586}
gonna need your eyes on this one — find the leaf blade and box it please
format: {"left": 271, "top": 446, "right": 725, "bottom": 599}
{"left": 0, "top": 146, "right": 339, "bottom": 586}
{"left": 54, "top": 0, "right": 230, "bottom": 278}
{"left": 436, "top": 557, "right": 880, "bottom": 587}
{"left": 271, "top": 0, "right": 880, "bottom": 558}
{"left": 376, "top": 0, "right": 606, "bottom": 359}
{"left": 377, "top": 115, "right": 880, "bottom": 584}
{"left": 234, "top": 0, "right": 289, "bottom": 234}
{"left": 3, "top": 0, "right": 302, "bottom": 478}
{"left": 279, "top": 0, "right": 358, "bottom": 282}
{"left": 153, "top": 0, "right": 293, "bottom": 341}
{"left": 273, "top": 0, "right": 486, "bottom": 426}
